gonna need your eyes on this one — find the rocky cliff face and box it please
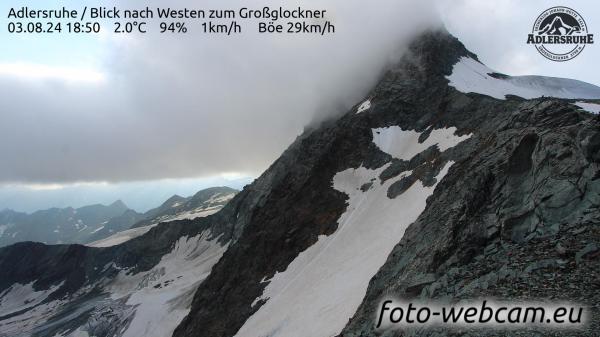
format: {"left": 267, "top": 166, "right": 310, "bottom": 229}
{"left": 1, "top": 29, "right": 599, "bottom": 337}
{"left": 342, "top": 90, "right": 600, "bottom": 337}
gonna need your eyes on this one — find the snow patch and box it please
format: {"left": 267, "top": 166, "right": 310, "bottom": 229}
{"left": 87, "top": 207, "right": 222, "bottom": 248}
{"left": 89, "top": 225, "right": 105, "bottom": 235}
{"left": 575, "top": 101, "right": 600, "bottom": 114}
{"left": 206, "top": 192, "right": 235, "bottom": 204}
{"left": 0, "top": 224, "right": 9, "bottom": 237}
{"left": 372, "top": 126, "right": 471, "bottom": 160}
{"left": 356, "top": 99, "right": 371, "bottom": 114}
{"left": 165, "top": 206, "right": 222, "bottom": 222}
{"left": 87, "top": 224, "right": 157, "bottom": 248}
{"left": 235, "top": 126, "right": 469, "bottom": 337}
{"left": 447, "top": 57, "right": 600, "bottom": 100}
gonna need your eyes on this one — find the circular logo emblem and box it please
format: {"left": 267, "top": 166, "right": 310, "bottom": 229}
{"left": 527, "top": 6, "right": 594, "bottom": 61}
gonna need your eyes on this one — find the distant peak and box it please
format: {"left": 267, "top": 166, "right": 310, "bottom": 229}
{"left": 109, "top": 200, "right": 128, "bottom": 209}
{"left": 161, "top": 195, "right": 188, "bottom": 208}
{"left": 166, "top": 194, "right": 186, "bottom": 202}
{"left": 192, "top": 186, "right": 238, "bottom": 198}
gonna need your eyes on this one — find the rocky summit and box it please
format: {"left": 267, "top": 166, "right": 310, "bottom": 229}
{"left": 1, "top": 29, "right": 599, "bottom": 337}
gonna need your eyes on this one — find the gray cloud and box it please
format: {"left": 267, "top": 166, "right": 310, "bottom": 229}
{"left": 0, "top": 0, "right": 439, "bottom": 184}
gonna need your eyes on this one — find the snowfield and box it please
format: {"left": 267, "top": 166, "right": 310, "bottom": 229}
{"left": 105, "top": 231, "right": 228, "bottom": 337}
{"left": 0, "top": 190, "right": 236, "bottom": 336}
{"left": 447, "top": 57, "right": 600, "bottom": 100}
{"left": 0, "top": 283, "right": 65, "bottom": 336}
{"left": 235, "top": 127, "right": 470, "bottom": 337}
{"left": 35, "top": 231, "right": 228, "bottom": 337}
{"left": 0, "top": 231, "right": 227, "bottom": 337}
{"left": 86, "top": 224, "right": 158, "bottom": 248}
{"left": 87, "top": 205, "right": 223, "bottom": 248}
{"left": 575, "top": 101, "right": 600, "bottom": 114}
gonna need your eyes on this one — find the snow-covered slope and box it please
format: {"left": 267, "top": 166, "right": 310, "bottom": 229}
{"left": 234, "top": 128, "right": 469, "bottom": 337}
{"left": 86, "top": 224, "right": 159, "bottom": 248}
{"left": 0, "top": 231, "right": 227, "bottom": 337}
{"left": 447, "top": 56, "right": 600, "bottom": 100}
{"left": 0, "top": 187, "right": 238, "bottom": 336}
{"left": 87, "top": 205, "right": 224, "bottom": 248}
{"left": 87, "top": 188, "right": 236, "bottom": 247}
{"left": 105, "top": 231, "right": 228, "bottom": 337}
{"left": 129, "top": 187, "right": 237, "bottom": 230}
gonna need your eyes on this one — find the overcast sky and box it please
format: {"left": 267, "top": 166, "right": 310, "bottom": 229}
{"left": 0, "top": 0, "right": 598, "bottom": 212}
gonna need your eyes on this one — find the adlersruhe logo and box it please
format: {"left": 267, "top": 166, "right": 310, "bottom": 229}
{"left": 527, "top": 6, "right": 594, "bottom": 61}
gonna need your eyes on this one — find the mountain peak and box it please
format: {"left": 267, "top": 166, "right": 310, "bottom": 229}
{"left": 109, "top": 199, "right": 128, "bottom": 209}
{"left": 164, "top": 194, "right": 187, "bottom": 205}
{"left": 400, "top": 28, "right": 478, "bottom": 76}
{"left": 364, "top": 28, "right": 477, "bottom": 113}
{"left": 191, "top": 186, "right": 238, "bottom": 201}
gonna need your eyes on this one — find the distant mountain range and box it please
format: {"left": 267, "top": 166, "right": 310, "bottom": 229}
{"left": 0, "top": 186, "right": 238, "bottom": 248}
{"left": 87, "top": 186, "right": 238, "bottom": 247}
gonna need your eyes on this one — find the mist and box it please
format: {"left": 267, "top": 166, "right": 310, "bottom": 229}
{"left": 0, "top": 0, "right": 439, "bottom": 185}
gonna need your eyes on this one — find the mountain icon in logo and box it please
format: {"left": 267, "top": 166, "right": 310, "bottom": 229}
{"left": 538, "top": 15, "right": 581, "bottom": 36}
